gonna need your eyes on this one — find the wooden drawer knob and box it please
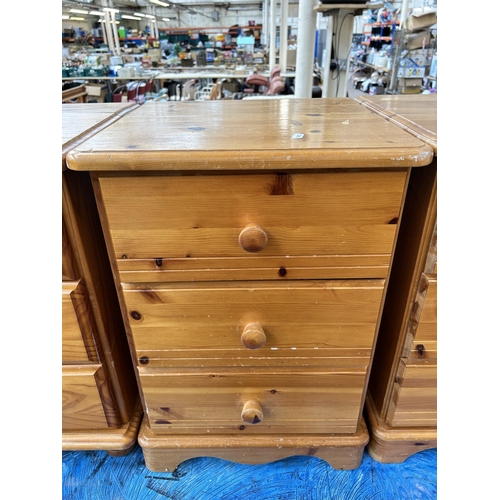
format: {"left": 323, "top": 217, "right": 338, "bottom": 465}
{"left": 241, "top": 322, "right": 266, "bottom": 349}
{"left": 241, "top": 400, "right": 263, "bottom": 424}
{"left": 238, "top": 224, "right": 268, "bottom": 253}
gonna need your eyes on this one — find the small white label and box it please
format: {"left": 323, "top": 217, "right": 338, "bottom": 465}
{"left": 291, "top": 133, "right": 304, "bottom": 139}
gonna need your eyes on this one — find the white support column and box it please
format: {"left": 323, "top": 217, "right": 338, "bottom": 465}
{"left": 279, "top": 0, "right": 289, "bottom": 73}
{"left": 295, "top": 0, "right": 317, "bottom": 98}
{"left": 321, "top": 14, "right": 333, "bottom": 97}
{"left": 262, "top": 0, "right": 268, "bottom": 47}
{"left": 400, "top": 0, "right": 410, "bottom": 29}
{"left": 110, "top": 10, "right": 121, "bottom": 55}
{"left": 101, "top": 15, "right": 108, "bottom": 48}
{"left": 103, "top": 11, "right": 116, "bottom": 54}
{"left": 269, "top": 0, "right": 277, "bottom": 72}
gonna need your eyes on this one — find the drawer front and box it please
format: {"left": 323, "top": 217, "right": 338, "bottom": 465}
{"left": 140, "top": 367, "right": 367, "bottom": 434}
{"left": 122, "top": 279, "right": 385, "bottom": 367}
{"left": 387, "top": 359, "right": 437, "bottom": 427}
{"left": 62, "top": 364, "right": 109, "bottom": 430}
{"left": 62, "top": 280, "right": 99, "bottom": 363}
{"left": 409, "top": 274, "right": 437, "bottom": 360}
{"left": 97, "top": 171, "right": 406, "bottom": 281}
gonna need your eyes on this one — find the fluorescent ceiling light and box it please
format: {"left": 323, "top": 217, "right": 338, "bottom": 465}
{"left": 69, "top": 17, "right": 85, "bottom": 21}
{"left": 89, "top": 11, "right": 104, "bottom": 16}
{"left": 103, "top": 8, "right": 119, "bottom": 13}
{"left": 150, "top": 0, "right": 169, "bottom": 6}
{"left": 70, "top": 9, "right": 89, "bottom": 14}
{"left": 162, "top": 18, "right": 170, "bottom": 21}
{"left": 121, "top": 15, "right": 140, "bottom": 20}
{"left": 62, "top": 15, "right": 69, "bottom": 19}
{"left": 145, "top": 14, "right": 155, "bottom": 19}
{"left": 134, "top": 13, "right": 146, "bottom": 17}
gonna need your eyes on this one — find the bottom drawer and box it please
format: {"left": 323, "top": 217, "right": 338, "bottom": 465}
{"left": 62, "top": 364, "right": 111, "bottom": 431}
{"left": 387, "top": 359, "right": 437, "bottom": 427}
{"left": 140, "top": 366, "right": 368, "bottom": 434}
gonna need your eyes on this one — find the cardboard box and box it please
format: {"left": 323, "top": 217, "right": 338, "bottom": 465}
{"left": 148, "top": 48, "right": 162, "bottom": 63}
{"left": 369, "top": 84, "right": 385, "bottom": 95}
{"left": 405, "top": 30, "right": 433, "bottom": 50}
{"left": 407, "top": 9, "right": 437, "bottom": 31}
{"left": 85, "top": 83, "right": 107, "bottom": 102}
{"left": 398, "top": 78, "right": 423, "bottom": 88}
{"left": 398, "top": 66, "right": 425, "bottom": 78}
{"left": 400, "top": 87, "right": 422, "bottom": 94}
{"left": 406, "top": 48, "right": 430, "bottom": 67}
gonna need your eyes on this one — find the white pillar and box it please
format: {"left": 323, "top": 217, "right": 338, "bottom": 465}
{"left": 262, "top": 0, "right": 268, "bottom": 47}
{"left": 110, "top": 10, "right": 121, "bottom": 55}
{"left": 101, "top": 16, "right": 108, "bottom": 47}
{"left": 295, "top": 0, "right": 317, "bottom": 98}
{"left": 269, "top": 0, "right": 277, "bottom": 72}
{"left": 400, "top": 0, "right": 410, "bottom": 29}
{"left": 279, "top": 0, "right": 289, "bottom": 73}
{"left": 103, "top": 11, "right": 115, "bottom": 54}
{"left": 321, "top": 15, "right": 333, "bottom": 97}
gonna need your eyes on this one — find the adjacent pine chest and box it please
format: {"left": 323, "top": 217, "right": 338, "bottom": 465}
{"left": 62, "top": 103, "right": 141, "bottom": 454}
{"left": 356, "top": 94, "right": 438, "bottom": 463}
{"left": 66, "top": 98, "right": 434, "bottom": 470}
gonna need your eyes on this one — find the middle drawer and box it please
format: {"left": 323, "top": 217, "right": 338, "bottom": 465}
{"left": 122, "top": 279, "right": 385, "bottom": 367}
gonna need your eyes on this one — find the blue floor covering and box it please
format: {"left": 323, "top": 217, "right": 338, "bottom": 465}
{"left": 62, "top": 445, "right": 437, "bottom": 499}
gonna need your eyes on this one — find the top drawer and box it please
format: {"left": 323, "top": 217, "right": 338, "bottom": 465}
{"left": 96, "top": 170, "right": 407, "bottom": 281}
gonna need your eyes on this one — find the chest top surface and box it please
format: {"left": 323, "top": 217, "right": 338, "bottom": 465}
{"left": 355, "top": 95, "right": 437, "bottom": 154}
{"left": 66, "top": 98, "right": 433, "bottom": 171}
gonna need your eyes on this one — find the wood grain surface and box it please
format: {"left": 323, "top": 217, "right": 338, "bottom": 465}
{"left": 65, "top": 99, "right": 434, "bottom": 171}
{"left": 96, "top": 170, "right": 406, "bottom": 269}
{"left": 355, "top": 94, "right": 437, "bottom": 154}
{"left": 122, "top": 279, "right": 384, "bottom": 364}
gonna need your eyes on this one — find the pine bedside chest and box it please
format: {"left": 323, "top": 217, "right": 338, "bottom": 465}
{"left": 62, "top": 103, "right": 142, "bottom": 454}
{"left": 66, "top": 98, "right": 433, "bottom": 471}
{"left": 356, "top": 94, "right": 438, "bottom": 463}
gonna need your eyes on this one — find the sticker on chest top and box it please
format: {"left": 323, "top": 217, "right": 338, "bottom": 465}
{"left": 291, "top": 133, "right": 305, "bottom": 139}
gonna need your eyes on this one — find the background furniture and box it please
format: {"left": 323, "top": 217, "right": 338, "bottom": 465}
{"left": 66, "top": 98, "right": 433, "bottom": 471}
{"left": 62, "top": 102, "right": 142, "bottom": 454}
{"left": 355, "top": 94, "right": 437, "bottom": 462}
{"left": 62, "top": 84, "right": 88, "bottom": 103}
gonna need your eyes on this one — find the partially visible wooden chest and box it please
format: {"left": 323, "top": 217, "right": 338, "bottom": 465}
{"left": 66, "top": 98, "right": 434, "bottom": 470}
{"left": 356, "top": 94, "right": 438, "bottom": 463}
{"left": 62, "top": 103, "right": 141, "bottom": 454}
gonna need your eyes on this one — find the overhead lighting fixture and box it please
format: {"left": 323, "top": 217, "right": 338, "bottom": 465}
{"left": 145, "top": 14, "right": 155, "bottom": 19}
{"left": 69, "top": 17, "right": 85, "bottom": 21}
{"left": 150, "top": 0, "right": 169, "bottom": 6}
{"left": 134, "top": 13, "right": 146, "bottom": 17}
{"left": 62, "top": 15, "right": 69, "bottom": 19}
{"left": 89, "top": 11, "right": 104, "bottom": 16}
{"left": 121, "top": 15, "right": 140, "bottom": 20}
{"left": 103, "top": 7, "right": 119, "bottom": 13}
{"left": 162, "top": 18, "right": 170, "bottom": 21}
{"left": 69, "top": 9, "right": 89, "bottom": 15}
